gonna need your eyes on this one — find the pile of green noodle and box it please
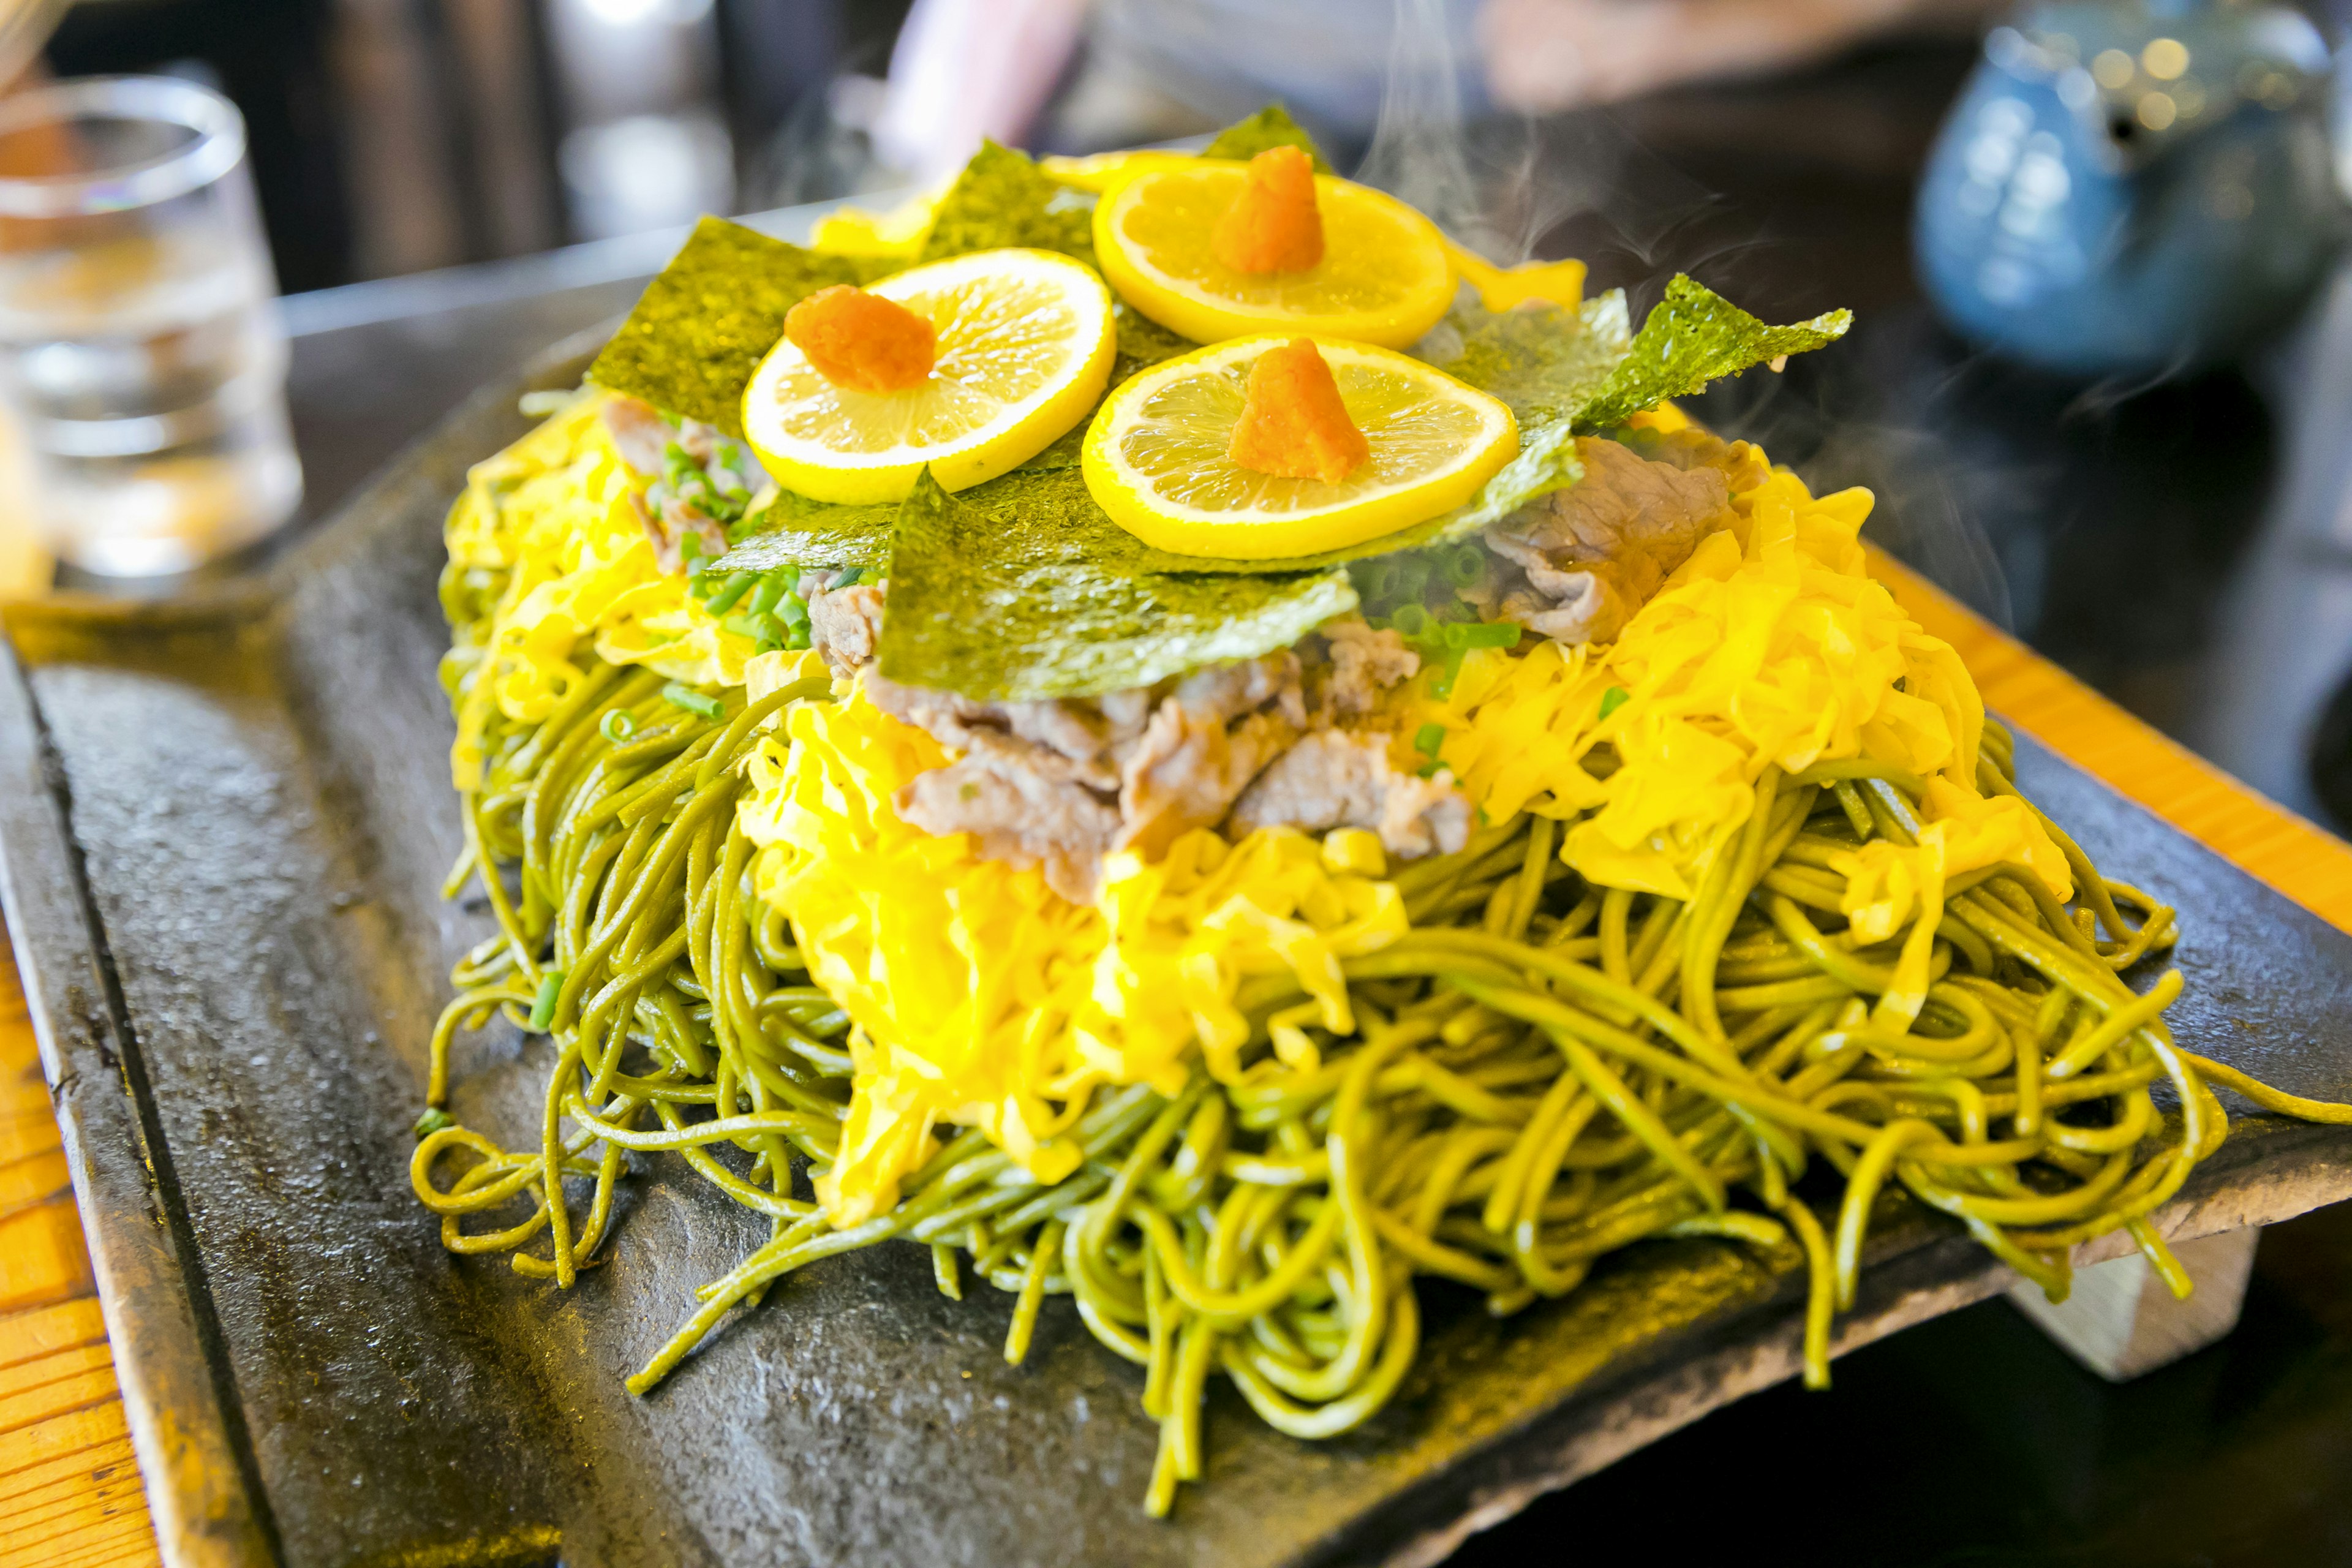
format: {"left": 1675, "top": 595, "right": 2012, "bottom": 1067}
{"left": 415, "top": 573, "right": 2352, "bottom": 1513}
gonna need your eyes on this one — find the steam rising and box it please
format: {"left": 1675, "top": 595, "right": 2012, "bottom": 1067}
{"left": 1353, "top": 0, "right": 2016, "bottom": 630}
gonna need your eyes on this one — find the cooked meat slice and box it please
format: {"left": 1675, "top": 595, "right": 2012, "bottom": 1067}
{"left": 1316, "top": 619, "right": 1419, "bottom": 719}
{"left": 1114, "top": 654, "right": 1305, "bottom": 858}
{"left": 865, "top": 671, "right": 1123, "bottom": 791}
{"left": 1486, "top": 435, "right": 1730, "bottom": 646}
{"left": 1228, "top": 730, "right": 1471, "bottom": 859}
{"left": 1118, "top": 706, "right": 1297, "bottom": 859}
{"left": 896, "top": 734, "right": 1121, "bottom": 905}
{"left": 1095, "top": 688, "right": 1157, "bottom": 764}
{"left": 1170, "top": 652, "right": 1306, "bottom": 729}
{"left": 808, "top": 584, "right": 887, "bottom": 674}
{"left": 630, "top": 492, "right": 729, "bottom": 575}
{"left": 601, "top": 395, "right": 671, "bottom": 474}
{"left": 1613, "top": 425, "right": 1770, "bottom": 492}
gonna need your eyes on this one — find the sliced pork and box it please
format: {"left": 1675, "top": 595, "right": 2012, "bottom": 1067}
{"left": 1485, "top": 435, "right": 1732, "bottom": 646}
{"left": 1228, "top": 731, "right": 1471, "bottom": 858}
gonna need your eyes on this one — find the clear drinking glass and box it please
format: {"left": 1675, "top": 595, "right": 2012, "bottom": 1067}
{"left": 0, "top": 75, "right": 300, "bottom": 576}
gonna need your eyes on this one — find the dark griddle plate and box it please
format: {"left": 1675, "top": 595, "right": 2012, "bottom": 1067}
{"left": 6, "top": 336, "right": 2352, "bottom": 1568}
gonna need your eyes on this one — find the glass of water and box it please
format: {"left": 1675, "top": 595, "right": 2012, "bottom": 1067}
{"left": 0, "top": 75, "right": 300, "bottom": 577}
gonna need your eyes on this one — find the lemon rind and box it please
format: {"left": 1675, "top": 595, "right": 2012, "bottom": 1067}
{"left": 1094, "top": 171, "right": 1456, "bottom": 350}
{"left": 744, "top": 248, "right": 1118, "bottom": 505}
{"left": 1081, "top": 335, "right": 1520, "bottom": 560}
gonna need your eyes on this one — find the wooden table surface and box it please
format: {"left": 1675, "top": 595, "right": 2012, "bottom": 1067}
{"left": 6, "top": 554, "right": 2352, "bottom": 1568}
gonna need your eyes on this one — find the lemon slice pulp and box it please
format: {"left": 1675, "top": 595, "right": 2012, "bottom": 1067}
{"left": 1093, "top": 164, "right": 1455, "bottom": 349}
{"left": 1082, "top": 335, "right": 1518, "bottom": 559}
{"left": 742, "top": 247, "right": 1115, "bottom": 505}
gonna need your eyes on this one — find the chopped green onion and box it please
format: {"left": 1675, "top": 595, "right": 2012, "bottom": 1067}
{"left": 1392, "top": 558, "right": 1431, "bottom": 598}
{"left": 1598, "top": 685, "right": 1630, "bottom": 720}
{"left": 678, "top": 531, "right": 705, "bottom": 566}
{"left": 1459, "top": 621, "right": 1521, "bottom": 649}
{"left": 1413, "top": 723, "right": 1447, "bottom": 756}
{"left": 1426, "top": 648, "right": 1468, "bottom": 700}
{"left": 702, "top": 571, "right": 756, "bottom": 614}
{"left": 1446, "top": 545, "right": 1487, "bottom": 587}
{"left": 749, "top": 576, "right": 787, "bottom": 616}
{"left": 776, "top": 595, "right": 811, "bottom": 630}
{"left": 413, "top": 1107, "right": 454, "bottom": 1138}
{"left": 834, "top": 566, "right": 863, "bottom": 588}
{"left": 599, "top": 709, "right": 637, "bottom": 744}
{"left": 1442, "top": 622, "right": 1471, "bottom": 650}
{"left": 663, "top": 683, "right": 725, "bottom": 720}
{"left": 1392, "top": 603, "right": 1432, "bottom": 638}
{"left": 723, "top": 613, "right": 763, "bottom": 639}
{"left": 528, "top": 971, "right": 566, "bottom": 1031}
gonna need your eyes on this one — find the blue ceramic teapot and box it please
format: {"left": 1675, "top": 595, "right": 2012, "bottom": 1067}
{"left": 1916, "top": 0, "right": 2342, "bottom": 377}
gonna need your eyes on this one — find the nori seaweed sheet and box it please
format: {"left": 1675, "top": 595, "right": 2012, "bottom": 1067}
{"left": 1200, "top": 105, "right": 1335, "bottom": 172}
{"left": 918, "top": 141, "right": 1098, "bottom": 268}
{"left": 586, "top": 217, "right": 891, "bottom": 437}
{"left": 706, "top": 491, "right": 899, "bottom": 575}
{"left": 875, "top": 471, "right": 1357, "bottom": 701}
{"left": 1091, "top": 276, "right": 1849, "bottom": 573}
{"left": 1572, "top": 274, "right": 1850, "bottom": 434}
{"left": 586, "top": 132, "right": 1854, "bottom": 701}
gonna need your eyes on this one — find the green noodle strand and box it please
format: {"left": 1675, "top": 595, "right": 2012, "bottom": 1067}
{"left": 413, "top": 643, "right": 2352, "bottom": 1517}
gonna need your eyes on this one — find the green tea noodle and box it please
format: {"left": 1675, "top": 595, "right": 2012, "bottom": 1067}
{"left": 412, "top": 635, "right": 2352, "bottom": 1515}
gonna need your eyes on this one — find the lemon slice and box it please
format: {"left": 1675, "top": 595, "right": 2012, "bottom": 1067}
{"left": 1039, "top": 149, "right": 1205, "bottom": 194}
{"left": 742, "top": 247, "right": 1115, "bottom": 504}
{"left": 1094, "top": 164, "right": 1455, "bottom": 349}
{"left": 1442, "top": 238, "right": 1588, "bottom": 313}
{"left": 1082, "top": 334, "right": 1518, "bottom": 559}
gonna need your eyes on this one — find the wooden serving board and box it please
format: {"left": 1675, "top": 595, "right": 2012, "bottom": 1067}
{"left": 4, "top": 345, "right": 2352, "bottom": 1568}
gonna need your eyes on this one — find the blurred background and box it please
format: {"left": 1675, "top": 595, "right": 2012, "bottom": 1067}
{"left": 17, "top": 1, "right": 2352, "bottom": 1561}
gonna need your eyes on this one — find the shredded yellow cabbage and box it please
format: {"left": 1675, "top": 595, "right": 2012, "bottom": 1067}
{"left": 1411, "top": 459, "right": 2067, "bottom": 1030}
{"left": 458, "top": 391, "right": 2056, "bottom": 1223}
{"left": 805, "top": 187, "right": 943, "bottom": 258}
{"left": 738, "top": 684, "right": 1407, "bottom": 1225}
{"left": 445, "top": 394, "right": 761, "bottom": 788}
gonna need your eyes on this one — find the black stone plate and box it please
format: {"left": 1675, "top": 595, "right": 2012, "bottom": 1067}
{"left": 6, "top": 336, "right": 2352, "bottom": 1568}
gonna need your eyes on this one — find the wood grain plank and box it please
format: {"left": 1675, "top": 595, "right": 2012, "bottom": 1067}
{"left": 6, "top": 1465, "right": 154, "bottom": 1538}
{"left": 0, "top": 1298, "right": 105, "bottom": 1371}
{"left": 0, "top": 1343, "right": 115, "bottom": 1406}
{"left": 0, "top": 1202, "right": 94, "bottom": 1314}
{"left": 1, "top": 1441, "right": 145, "bottom": 1514}
{"left": 0, "top": 1510, "right": 158, "bottom": 1568}
{"left": 0, "top": 1434, "right": 140, "bottom": 1506}
{"left": 0, "top": 930, "right": 158, "bottom": 1567}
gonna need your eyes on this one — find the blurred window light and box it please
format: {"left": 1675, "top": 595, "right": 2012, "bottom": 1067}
{"left": 579, "top": 0, "right": 715, "bottom": 26}
{"left": 558, "top": 110, "right": 734, "bottom": 239}
{"left": 2091, "top": 48, "right": 2136, "bottom": 91}
{"left": 2140, "top": 38, "right": 2189, "bottom": 83}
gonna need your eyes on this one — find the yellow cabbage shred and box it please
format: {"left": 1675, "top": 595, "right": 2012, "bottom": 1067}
{"left": 445, "top": 393, "right": 763, "bottom": 789}
{"left": 454, "top": 385, "right": 2065, "bottom": 1225}
{"left": 805, "top": 187, "right": 944, "bottom": 258}
{"left": 1412, "top": 460, "right": 2070, "bottom": 1028}
{"left": 737, "top": 685, "right": 1408, "bottom": 1226}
